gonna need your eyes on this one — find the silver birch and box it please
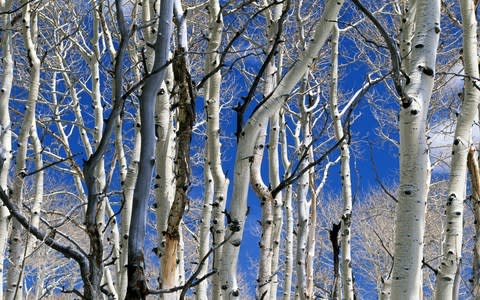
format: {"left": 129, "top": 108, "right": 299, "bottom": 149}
{"left": 202, "top": 1, "right": 229, "bottom": 298}
{"left": 6, "top": 2, "right": 41, "bottom": 297}
{"left": 329, "top": 24, "right": 354, "bottom": 300}
{"left": 220, "top": 0, "right": 344, "bottom": 297}
{"left": 390, "top": 0, "right": 440, "bottom": 298}
{"left": 0, "top": 1, "right": 14, "bottom": 298}
{"left": 434, "top": 0, "right": 479, "bottom": 298}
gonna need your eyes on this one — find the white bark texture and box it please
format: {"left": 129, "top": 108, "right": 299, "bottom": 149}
{"left": 6, "top": 2, "right": 41, "bottom": 298}
{"left": 253, "top": 3, "right": 283, "bottom": 296}
{"left": 399, "top": 0, "right": 417, "bottom": 74}
{"left": 127, "top": 0, "right": 174, "bottom": 297}
{"left": 294, "top": 84, "right": 313, "bottom": 300}
{"left": 434, "top": 0, "right": 479, "bottom": 298}
{"left": 155, "top": 65, "right": 176, "bottom": 291}
{"left": 202, "top": 1, "right": 229, "bottom": 298}
{"left": 329, "top": 24, "right": 354, "bottom": 300}
{"left": 220, "top": 1, "right": 344, "bottom": 297}
{"left": 250, "top": 125, "right": 273, "bottom": 299}
{"left": 390, "top": 0, "right": 440, "bottom": 298}
{"left": 280, "top": 113, "right": 294, "bottom": 300}
{"left": 0, "top": 1, "right": 14, "bottom": 298}
{"left": 268, "top": 111, "right": 282, "bottom": 300}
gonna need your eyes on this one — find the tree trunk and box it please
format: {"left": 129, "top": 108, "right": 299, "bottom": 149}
{"left": 280, "top": 113, "right": 294, "bottom": 300}
{"left": 6, "top": 3, "right": 41, "bottom": 297}
{"left": 202, "top": 1, "right": 228, "bottom": 298}
{"left": 467, "top": 147, "right": 480, "bottom": 297}
{"left": 390, "top": 0, "right": 440, "bottom": 298}
{"left": 434, "top": 0, "right": 479, "bottom": 298}
{"left": 220, "top": 1, "right": 344, "bottom": 297}
{"left": 126, "top": 0, "right": 173, "bottom": 298}
{"left": 329, "top": 23, "right": 354, "bottom": 300}
{"left": 161, "top": 48, "right": 195, "bottom": 298}
{"left": 0, "top": 1, "right": 14, "bottom": 298}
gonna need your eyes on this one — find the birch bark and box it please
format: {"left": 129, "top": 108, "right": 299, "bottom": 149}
{"left": 127, "top": 0, "right": 174, "bottom": 297}
{"left": 220, "top": 0, "right": 344, "bottom": 297}
{"left": 161, "top": 48, "right": 195, "bottom": 297}
{"left": 294, "top": 84, "right": 313, "bottom": 300}
{"left": 434, "top": 0, "right": 479, "bottom": 298}
{"left": 280, "top": 113, "right": 293, "bottom": 300}
{"left": 6, "top": 2, "right": 41, "bottom": 297}
{"left": 390, "top": 0, "right": 440, "bottom": 298}
{"left": 0, "top": 1, "right": 14, "bottom": 298}
{"left": 155, "top": 64, "right": 175, "bottom": 291}
{"left": 467, "top": 147, "right": 480, "bottom": 297}
{"left": 329, "top": 24, "right": 354, "bottom": 300}
{"left": 202, "top": 1, "right": 229, "bottom": 298}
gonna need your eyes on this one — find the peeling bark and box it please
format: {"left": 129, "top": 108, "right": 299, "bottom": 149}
{"left": 161, "top": 48, "right": 195, "bottom": 296}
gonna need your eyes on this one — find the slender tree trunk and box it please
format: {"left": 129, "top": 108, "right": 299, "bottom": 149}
{"left": 330, "top": 222, "right": 342, "bottom": 300}
{"left": 6, "top": 3, "right": 41, "bottom": 297}
{"left": 0, "top": 1, "right": 14, "bottom": 298}
{"left": 434, "top": 0, "right": 479, "bottom": 298}
{"left": 118, "top": 129, "right": 140, "bottom": 299}
{"left": 202, "top": 1, "right": 229, "bottom": 298}
{"left": 254, "top": 4, "right": 284, "bottom": 293}
{"left": 159, "top": 1, "right": 192, "bottom": 295}
{"left": 467, "top": 147, "right": 480, "bottom": 297}
{"left": 251, "top": 126, "right": 274, "bottom": 300}
{"left": 117, "top": 17, "right": 143, "bottom": 298}
{"left": 161, "top": 48, "right": 195, "bottom": 297}
{"left": 197, "top": 165, "right": 213, "bottom": 300}
{"left": 155, "top": 65, "right": 176, "bottom": 292}
{"left": 390, "top": 0, "right": 440, "bottom": 298}
{"left": 126, "top": 0, "right": 173, "bottom": 297}
{"left": 280, "top": 113, "right": 294, "bottom": 300}
{"left": 329, "top": 24, "right": 354, "bottom": 300}
{"left": 294, "top": 83, "right": 314, "bottom": 299}
{"left": 268, "top": 111, "right": 282, "bottom": 300}
{"left": 220, "top": 1, "right": 344, "bottom": 296}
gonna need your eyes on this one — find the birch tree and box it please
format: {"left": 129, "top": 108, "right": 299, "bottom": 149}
{"left": 199, "top": 0, "right": 229, "bottom": 298}
{"left": 391, "top": 0, "right": 440, "bottom": 295}
{"left": 0, "top": 0, "right": 14, "bottom": 298}
{"left": 126, "top": 0, "right": 174, "bottom": 297}
{"left": 5, "top": 2, "right": 42, "bottom": 297}
{"left": 434, "top": 0, "right": 480, "bottom": 297}
{"left": 220, "top": 0, "right": 345, "bottom": 297}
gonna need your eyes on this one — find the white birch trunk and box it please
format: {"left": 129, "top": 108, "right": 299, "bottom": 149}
{"left": 251, "top": 126, "right": 274, "bottom": 300}
{"left": 399, "top": 0, "right": 417, "bottom": 74}
{"left": 118, "top": 128, "right": 140, "bottom": 300}
{"left": 196, "top": 161, "right": 213, "bottom": 300}
{"left": 220, "top": 1, "right": 344, "bottom": 297}
{"left": 6, "top": 2, "right": 41, "bottom": 297}
{"left": 390, "top": 0, "right": 440, "bottom": 298}
{"left": 0, "top": 1, "right": 14, "bottom": 298}
{"left": 202, "top": 1, "right": 229, "bottom": 298}
{"left": 329, "top": 24, "right": 354, "bottom": 300}
{"left": 127, "top": 0, "right": 173, "bottom": 296}
{"left": 155, "top": 65, "right": 175, "bottom": 291}
{"left": 269, "top": 43, "right": 285, "bottom": 300}
{"left": 280, "top": 113, "right": 294, "bottom": 300}
{"left": 254, "top": 3, "right": 283, "bottom": 293}
{"left": 295, "top": 88, "right": 312, "bottom": 300}
{"left": 434, "top": 0, "right": 479, "bottom": 298}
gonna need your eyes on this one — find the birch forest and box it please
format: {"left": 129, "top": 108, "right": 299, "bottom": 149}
{"left": 0, "top": 0, "right": 480, "bottom": 299}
